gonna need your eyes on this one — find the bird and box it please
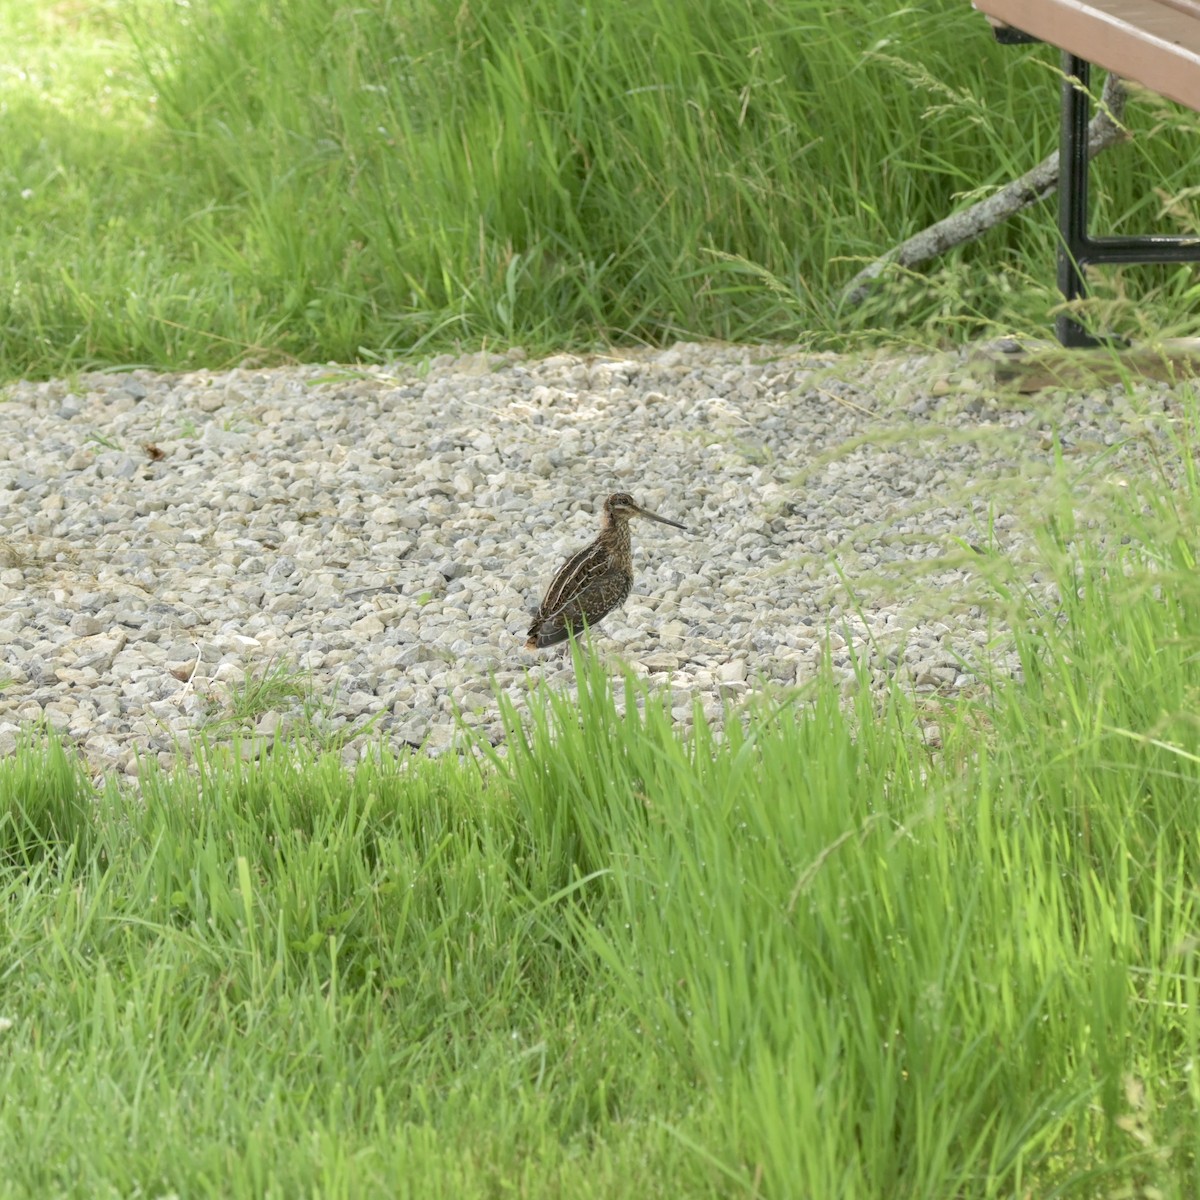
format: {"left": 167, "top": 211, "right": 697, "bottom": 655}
{"left": 525, "top": 492, "right": 687, "bottom": 650}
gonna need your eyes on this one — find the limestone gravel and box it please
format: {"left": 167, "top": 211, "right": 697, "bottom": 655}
{"left": 0, "top": 342, "right": 1188, "bottom": 777}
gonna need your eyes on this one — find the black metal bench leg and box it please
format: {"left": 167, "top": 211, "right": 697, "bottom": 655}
{"left": 1057, "top": 53, "right": 1103, "bottom": 347}
{"left": 987, "top": 30, "right": 1200, "bottom": 347}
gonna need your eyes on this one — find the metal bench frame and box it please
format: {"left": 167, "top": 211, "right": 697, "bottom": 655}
{"left": 1055, "top": 51, "right": 1200, "bottom": 346}
{"left": 980, "top": 3, "right": 1200, "bottom": 345}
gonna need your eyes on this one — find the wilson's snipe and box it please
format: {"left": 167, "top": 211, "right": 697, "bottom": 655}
{"left": 525, "top": 492, "right": 687, "bottom": 650}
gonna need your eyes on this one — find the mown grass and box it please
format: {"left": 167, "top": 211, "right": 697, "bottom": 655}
{"left": 3, "top": 0, "right": 1200, "bottom": 381}
{"left": 5, "top": 447, "right": 1200, "bottom": 1197}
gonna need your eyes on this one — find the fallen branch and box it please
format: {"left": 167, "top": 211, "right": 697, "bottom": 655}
{"left": 841, "top": 71, "right": 1128, "bottom": 308}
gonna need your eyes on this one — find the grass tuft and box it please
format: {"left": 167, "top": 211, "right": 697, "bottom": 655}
{"left": 0, "top": 729, "right": 94, "bottom": 867}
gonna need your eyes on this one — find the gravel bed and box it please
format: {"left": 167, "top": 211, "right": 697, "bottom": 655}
{"left": 0, "top": 342, "right": 1185, "bottom": 777}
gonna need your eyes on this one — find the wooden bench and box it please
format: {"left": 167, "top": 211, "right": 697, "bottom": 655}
{"left": 972, "top": 0, "right": 1200, "bottom": 345}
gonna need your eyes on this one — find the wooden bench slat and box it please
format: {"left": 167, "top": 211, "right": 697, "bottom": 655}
{"left": 973, "top": 0, "right": 1200, "bottom": 112}
{"left": 1160, "top": 1, "right": 1200, "bottom": 22}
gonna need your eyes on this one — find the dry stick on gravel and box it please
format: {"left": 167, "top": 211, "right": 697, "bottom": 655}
{"left": 841, "top": 71, "right": 1128, "bottom": 309}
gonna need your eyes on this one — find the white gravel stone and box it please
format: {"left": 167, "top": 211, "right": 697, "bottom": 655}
{"left": 718, "top": 660, "right": 748, "bottom": 685}
{"left": 0, "top": 344, "right": 1187, "bottom": 772}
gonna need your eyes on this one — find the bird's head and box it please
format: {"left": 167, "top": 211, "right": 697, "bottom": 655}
{"left": 603, "top": 492, "right": 687, "bottom": 530}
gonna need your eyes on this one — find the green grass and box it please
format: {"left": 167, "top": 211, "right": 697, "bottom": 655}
{"left": 5, "top": 446, "right": 1200, "bottom": 1196}
{"left": 3, "top": 0, "right": 1200, "bottom": 381}
{"left": 196, "top": 654, "right": 381, "bottom": 751}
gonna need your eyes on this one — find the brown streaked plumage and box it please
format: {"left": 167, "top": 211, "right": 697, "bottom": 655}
{"left": 525, "top": 492, "right": 687, "bottom": 650}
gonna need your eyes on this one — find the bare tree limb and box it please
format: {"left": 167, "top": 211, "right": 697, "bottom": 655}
{"left": 841, "top": 71, "right": 1129, "bottom": 308}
